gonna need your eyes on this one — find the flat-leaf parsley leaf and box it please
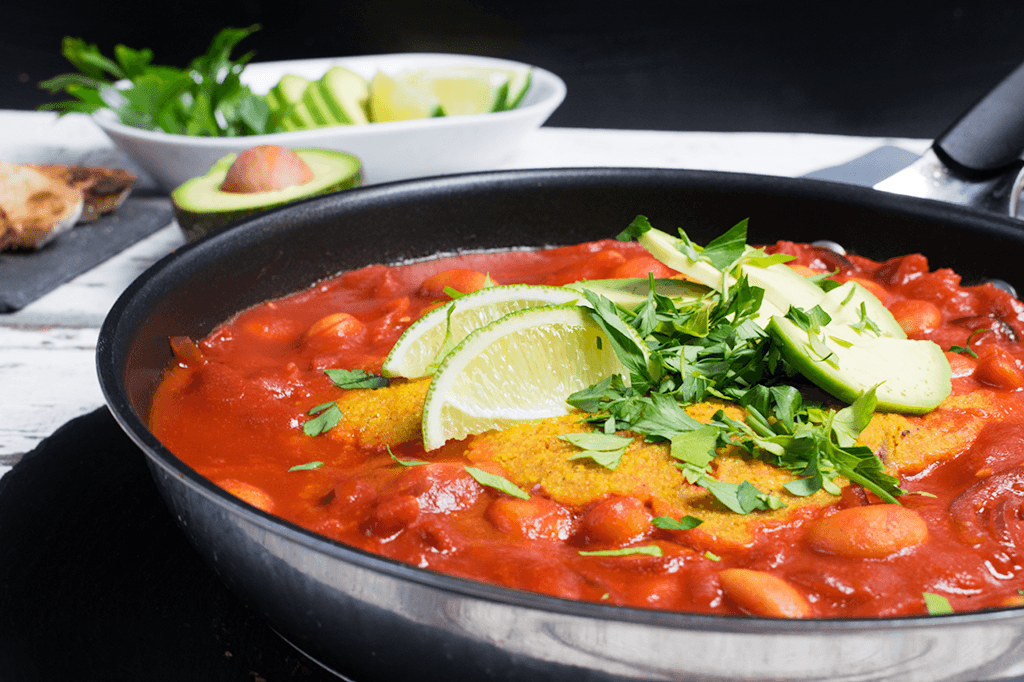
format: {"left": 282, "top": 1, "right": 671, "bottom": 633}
{"left": 303, "top": 402, "right": 342, "bottom": 436}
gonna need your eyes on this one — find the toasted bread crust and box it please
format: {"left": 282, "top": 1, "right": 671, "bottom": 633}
{"left": 26, "top": 164, "right": 135, "bottom": 223}
{"left": 0, "top": 207, "right": 14, "bottom": 251}
{"left": 0, "top": 162, "right": 136, "bottom": 250}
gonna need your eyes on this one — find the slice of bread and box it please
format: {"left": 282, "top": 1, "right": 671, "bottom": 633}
{"left": 0, "top": 161, "right": 85, "bottom": 250}
{"left": 0, "top": 207, "right": 15, "bottom": 251}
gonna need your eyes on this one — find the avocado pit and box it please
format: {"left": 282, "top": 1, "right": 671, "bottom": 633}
{"left": 220, "top": 145, "right": 315, "bottom": 194}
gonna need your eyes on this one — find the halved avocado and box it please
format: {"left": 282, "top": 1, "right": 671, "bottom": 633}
{"left": 172, "top": 148, "right": 361, "bottom": 242}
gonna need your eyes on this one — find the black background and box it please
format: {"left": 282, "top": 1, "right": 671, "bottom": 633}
{"left": 5, "top": 0, "right": 1024, "bottom": 138}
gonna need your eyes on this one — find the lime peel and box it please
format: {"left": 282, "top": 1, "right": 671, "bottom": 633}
{"left": 421, "top": 304, "right": 648, "bottom": 451}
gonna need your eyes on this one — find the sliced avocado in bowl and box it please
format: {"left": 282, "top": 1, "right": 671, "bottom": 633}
{"left": 172, "top": 147, "right": 362, "bottom": 242}
{"left": 266, "top": 74, "right": 315, "bottom": 132}
{"left": 302, "top": 66, "right": 370, "bottom": 127}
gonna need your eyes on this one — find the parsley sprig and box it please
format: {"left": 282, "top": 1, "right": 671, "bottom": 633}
{"left": 39, "top": 25, "right": 271, "bottom": 136}
{"left": 566, "top": 217, "right": 906, "bottom": 511}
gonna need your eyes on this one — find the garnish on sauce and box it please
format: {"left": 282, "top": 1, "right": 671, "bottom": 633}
{"left": 924, "top": 592, "right": 954, "bottom": 615}
{"left": 464, "top": 467, "right": 530, "bottom": 500}
{"left": 325, "top": 368, "right": 388, "bottom": 390}
{"left": 568, "top": 218, "right": 913, "bottom": 507}
{"left": 288, "top": 461, "right": 324, "bottom": 472}
{"left": 302, "top": 402, "right": 342, "bottom": 437}
{"left": 579, "top": 546, "right": 663, "bottom": 558}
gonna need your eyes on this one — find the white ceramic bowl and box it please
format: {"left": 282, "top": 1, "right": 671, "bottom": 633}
{"left": 93, "top": 53, "right": 566, "bottom": 192}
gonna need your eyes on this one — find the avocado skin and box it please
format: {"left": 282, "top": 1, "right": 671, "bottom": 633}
{"left": 172, "top": 148, "right": 362, "bottom": 242}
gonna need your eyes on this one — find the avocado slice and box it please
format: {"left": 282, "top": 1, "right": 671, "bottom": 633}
{"left": 310, "top": 66, "right": 370, "bottom": 125}
{"left": 268, "top": 67, "right": 370, "bottom": 131}
{"left": 819, "top": 280, "right": 906, "bottom": 338}
{"left": 171, "top": 148, "right": 362, "bottom": 241}
{"left": 502, "top": 68, "right": 532, "bottom": 110}
{"left": 565, "top": 277, "right": 708, "bottom": 309}
{"left": 637, "top": 226, "right": 730, "bottom": 292}
{"left": 769, "top": 316, "right": 951, "bottom": 413}
{"left": 266, "top": 74, "right": 314, "bottom": 131}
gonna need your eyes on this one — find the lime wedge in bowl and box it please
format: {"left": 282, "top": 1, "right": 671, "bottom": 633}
{"left": 400, "top": 66, "right": 532, "bottom": 115}
{"left": 369, "top": 70, "right": 444, "bottom": 122}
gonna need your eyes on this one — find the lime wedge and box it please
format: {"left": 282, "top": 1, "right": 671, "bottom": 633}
{"left": 382, "top": 284, "right": 583, "bottom": 379}
{"left": 421, "top": 305, "right": 645, "bottom": 450}
{"left": 368, "top": 70, "right": 444, "bottom": 122}
{"left": 400, "top": 67, "right": 510, "bottom": 116}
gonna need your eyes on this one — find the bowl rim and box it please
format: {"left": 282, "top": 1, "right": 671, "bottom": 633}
{"left": 91, "top": 52, "right": 567, "bottom": 145}
{"left": 97, "top": 166, "right": 1024, "bottom": 637}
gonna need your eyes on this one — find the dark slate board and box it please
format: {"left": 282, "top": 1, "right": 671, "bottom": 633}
{"left": 0, "top": 192, "right": 174, "bottom": 313}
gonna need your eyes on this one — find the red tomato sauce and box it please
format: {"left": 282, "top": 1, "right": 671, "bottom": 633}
{"left": 149, "top": 238, "right": 1024, "bottom": 618}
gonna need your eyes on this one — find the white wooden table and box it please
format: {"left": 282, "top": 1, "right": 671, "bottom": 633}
{"left": 0, "top": 111, "right": 929, "bottom": 477}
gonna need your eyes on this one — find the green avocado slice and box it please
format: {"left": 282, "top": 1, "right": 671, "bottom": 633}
{"left": 768, "top": 316, "right": 950, "bottom": 413}
{"left": 266, "top": 74, "right": 315, "bottom": 131}
{"left": 312, "top": 66, "right": 370, "bottom": 126}
{"left": 819, "top": 280, "right": 905, "bottom": 338}
{"left": 565, "top": 277, "right": 708, "bottom": 309}
{"left": 171, "top": 148, "right": 362, "bottom": 241}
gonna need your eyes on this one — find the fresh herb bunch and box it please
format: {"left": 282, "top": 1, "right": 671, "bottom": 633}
{"left": 38, "top": 25, "right": 270, "bottom": 137}
{"left": 567, "top": 216, "right": 905, "bottom": 512}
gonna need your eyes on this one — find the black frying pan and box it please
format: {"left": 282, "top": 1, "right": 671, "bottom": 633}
{"left": 97, "top": 62, "right": 1024, "bottom": 682}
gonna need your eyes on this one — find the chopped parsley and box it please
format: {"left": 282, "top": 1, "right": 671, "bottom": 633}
{"left": 579, "top": 545, "right": 663, "bottom": 558}
{"left": 302, "top": 402, "right": 342, "bottom": 436}
{"left": 464, "top": 466, "right": 530, "bottom": 500}
{"left": 325, "top": 368, "right": 388, "bottom": 389}
{"left": 652, "top": 515, "right": 703, "bottom": 531}
{"left": 568, "top": 217, "right": 907, "bottom": 511}
{"left": 389, "top": 447, "right": 428, "bottom": 467}
{"left": 949, "top": 328, "right": 990, "bottom": 358}
{"left": 560, "top": 431, "right": 633, "bottom": 470}
{"left": 288, "top": 461, "right": 324, "bottom": 472}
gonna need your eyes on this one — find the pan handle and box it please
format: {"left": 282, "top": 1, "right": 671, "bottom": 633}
{"left": 935, "top": 60, "right": 1024, "bottom": 178}
{"left": 875, "top": 59, "right": 1024, "bottom": 218}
